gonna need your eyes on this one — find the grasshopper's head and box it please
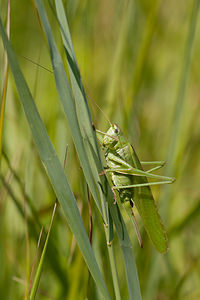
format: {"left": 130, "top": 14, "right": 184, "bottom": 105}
{"left": 102, "top": 124, "right": 121, "bottom": 149}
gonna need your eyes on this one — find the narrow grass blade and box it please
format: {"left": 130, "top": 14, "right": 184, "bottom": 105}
{"left": 0, "top": 173, "right": 68, "bottom": 289}
{"left": 53, "top": 6, "right": 123, "bottom": 296}
{"left": 30, "top": 203, "right": 57, "bottom": 300}
{"left": 0, "top": 18, "right": 110, "bottom": 300}
{"left": 53, "top": 0, "right": 105, "bottom": 219}
{"left": 124, "top": 0, "right": 160, "bottom": 118}
{"left": 107, "top": 190, "right": 142, "bottom": 300}
{"left": 104, "top": 0, "right": 135, "bottom": 119}
{"left": 35, "top": 0, "right": 103, "bottom": 218}
{"left": 160, "top": 0, "right": 200, "bottom": 217}
{"left": 53, "top": 2, "right": 142, "bottom": 298}
{"left": 24, "top": 191, "right": 30, "bottom": 300}
{"left": 29, "top": 226, "right": 44, "bottom": 298}
{"left": 144, "top": 1, "right": 200, "bottom": 299}
{"left": 54, "top": 0, "right": 102, "bottom": 166}
{"left": 0, "top": 0, "right": 10, "bottom": 161}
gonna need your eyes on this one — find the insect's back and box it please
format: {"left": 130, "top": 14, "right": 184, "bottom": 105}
{"left": 130, "top": 145, "right": 168, "bottom": 253}
{"left": 107, "top": 141, "right": 168, "bottom": 253}
{"left": 101, "top": 124, "right": 168, "bottom": 253}
{"left": 105, "top": 143, "right": 135, "bottom": 205}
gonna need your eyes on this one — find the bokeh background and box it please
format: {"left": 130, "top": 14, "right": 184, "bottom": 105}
{"left": 0, "top": 0, "right": 200, "bottom": 299}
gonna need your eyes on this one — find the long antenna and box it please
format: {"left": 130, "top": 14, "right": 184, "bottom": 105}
{"left": 20, "top": 55, "right": 53, "bottom": 74}
{"left": 87, "top": 95, "right": 112, "bottom": 126}
{"left": 21, "top": 55, "right": 111, "bottom": 127}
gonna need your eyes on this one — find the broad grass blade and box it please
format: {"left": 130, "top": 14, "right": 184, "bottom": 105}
{"left": 0, "top": 17, "right": 110, "bottom": 300}
{"left": 35, "top": 0, "right": 103, "bottom": 217}
{"left": 54, "top": 0, "right": 104, "bottom": 203}
{"left": 53, "top": 2, "right": 142, "bottom": 299}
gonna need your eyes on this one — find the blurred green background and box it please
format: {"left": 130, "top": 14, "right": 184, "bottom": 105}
{"left": 0, "top": 0, "right": 200, "bottom": 299}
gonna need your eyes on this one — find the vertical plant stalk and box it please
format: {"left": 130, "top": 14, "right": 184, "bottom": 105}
{"left": 160, "top": 0, "right": 200, "bottom": 217}
{"left": 54, "top": 2, "right": 122, "bottom": 299}
{"left": 28, "top": 227, "right": 44, "bottom": 298}
{"left": 124, "top": 0, "right": 160, "bottom": 127}
{"left": 24, "top": 190, "right": 30, "bottom": 300}
{"left": 0, "top": 15, "right": 110, "bottom": 299}
{"left": 0, "top": 0, "right": 10, "bottom": 161}
{"left": 52, "top": 1, "right": 142, "bottom": 298}
{"left": 30, "top": 203, "right": 57, "bottom": 300}
{"left": 144, "top": 2, "right": 200, "bottom": 299}
{"left": 105, "top": 229, "right": 121, "bottom": 300}
{"left": 103, "top": 0, "right": 134, "bottom": 120}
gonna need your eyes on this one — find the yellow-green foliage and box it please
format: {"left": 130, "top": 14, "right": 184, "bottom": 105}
{"left": 0, "top": 0, "right": 200, "bottom": 299}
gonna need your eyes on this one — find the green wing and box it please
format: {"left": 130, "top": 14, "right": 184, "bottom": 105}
{"left": 130, "top": 145, "right": 168, "bottom": 253}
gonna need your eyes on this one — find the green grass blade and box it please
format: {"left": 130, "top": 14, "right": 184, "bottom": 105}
{"left": 160, "top": 0, "right": 200, "bottom": 216}
{"left": 34, "top": 1, "right": 142, "bottom": 298}
{"left": 1, "top": 1, "right": 200, "bottom": 299}
{"left": 144, "top": 1, "right": 200, "bottom": 298}
{"left": 0, "top": 0, "right": 10, "bottom": 162}
{"left": 53, "top": 2, "right": 142, "bottom": 298}
{"left": 107, "top": 190, "right": 142, "bottom": 300}
{"left": 53, "top": 3, "right": 123, "bottom": 298}
{"left": 54, "top": 0, "right": 103, "bottom": 193}
{"left": 0, "top": 173, "right": 68, "bottom": 289}
{"left": 0, "top": 17, "right": 110, "bottom": 300}
{"left": 35, "top": 0, "right": 103, "bottom": 218}
{"left": 30, "top": 203, "right": 57, "bottom": 300}
{"left": 124, "top": 0, "right": 160, "bottom": 118}
{"left": 104, "top": 0, "right": 135, "bottom": 120}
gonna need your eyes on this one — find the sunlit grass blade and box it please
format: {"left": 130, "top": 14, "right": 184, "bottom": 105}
{"left": 1, "top": 1, "right": 200, "bottom": 299}
{"left": 144, "top": 1, "right": 200, "bottom": 299}
{"left": 54, "top": 2, "right": 142, "bottom": 299}
{"left": 107, "top": 191, "right": 142, "bottom": 300}
{"left": 35, "top": 0, "right": 103, "bottom": 218}
{"left": 0, "top": 17, "right": 110, "bottom": 300}
{"left": 160, "top": 0, "right": 200, "bottom": 216}
{"left": 0, "top": 172, "right": 68, "bottom": 288}
{"left": 39, "top": 2, "right": 122, "bottom": 298}
{"left": 54, "top": 0, "right": 104, "bottom": 198}
{"left": 124, "top": 0, "right": 160, "bottom": 123}
{"left": 103, "top": 0, "right": 135, "bottom": 120}
{"left": 0, "top": 0, "right": 10, "bottom": 162}
{"left": 24, "top": 190, "right": 30, "bottom": 300}
{"left": 29, "top": 226, "right": 44, "bottom": 298}
{"left": 30, "top": 203, "right": 57, "bottom": 300}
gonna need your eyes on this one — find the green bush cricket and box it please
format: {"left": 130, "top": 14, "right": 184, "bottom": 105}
{"left": 18, "top": 57, "right": 174, "bottom": 253}
{"left": 96, "top": 122, "right": 175, "bottom": 253}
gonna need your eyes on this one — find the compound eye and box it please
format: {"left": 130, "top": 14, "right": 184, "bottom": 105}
{"left": 113, "top": 124, "right": 119, "bottom": 134}
{"left": 114, "top": 128, "right": 118, "bottom": 134}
